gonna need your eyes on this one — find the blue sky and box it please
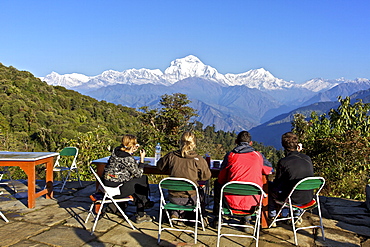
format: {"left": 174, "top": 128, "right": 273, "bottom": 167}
{"left": 1, "top": 0, "right": 370, "bottom": 83}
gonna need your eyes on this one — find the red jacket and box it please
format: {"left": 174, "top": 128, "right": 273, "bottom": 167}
{"left": 218, "top": 144, "right": 272, "bottom": 211}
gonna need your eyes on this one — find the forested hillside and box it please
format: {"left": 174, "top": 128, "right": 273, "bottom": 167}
{"left": 0, "top": 63, "right": 139, "bottom": 152}
{"left": 0, "top": 63, "right": 281, "bottom": 181}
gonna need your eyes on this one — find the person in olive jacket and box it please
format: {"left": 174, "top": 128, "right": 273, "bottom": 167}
{"left": 157, "top": 131, "right": 211, "bottom": 219}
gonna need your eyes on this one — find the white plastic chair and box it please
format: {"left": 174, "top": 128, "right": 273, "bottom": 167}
{"left": 53, "top": 147, "right": 82, "bottom": 192}
{"left": 268, "top": 177, "right": 326, "bottom": 245}
{"left": 85, "top": 166, "right": 135, "bottom": 234}
{"left": 0, "top": 191, "right": 9, "bottom": 223}
{"left": 217, "top": 181, "right": 266, "bottom": 247}
{"left": 158, "top": 177, "right": 205, "bottom": 244}
{"left": 0, "top": 166, "right": 17, "bottom": 193}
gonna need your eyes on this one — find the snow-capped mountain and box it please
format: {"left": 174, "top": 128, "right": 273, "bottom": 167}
{"left": 42, "top": 55, "right": 365, "bottom": 96}
{"left": 225, "top": 68, "right": 294, "bottom": 90}
{"left": 41, "top": 55, "right": 299, "bottom": 92}
{"left": 41, "top": 72, "right": 91, "bottom": 88}
{"left": 162, "top": 55, "right": 229, "bottom": 85}
{"left": 39, "top": 55, "right": 370, "bottom": 142}
{"left": 299, "top": 78, "right": 344, "bottom": 92}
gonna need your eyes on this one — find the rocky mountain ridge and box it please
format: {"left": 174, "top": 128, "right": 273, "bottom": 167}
{"left": 40, "top": 55, "right": 370, "bottom": 144}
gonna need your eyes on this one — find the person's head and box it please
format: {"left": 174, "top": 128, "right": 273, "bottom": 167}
{"left": 281, "top": 132, "right": 299, "bottom": 151}
{"left": 120, "top": 134, "right": 139, "bottom": 153}
{"left": 180, "top": 131, "right": 196, "bottom": 157}
{"left": 235, "top": 131, "right": 252, "bottom": 145}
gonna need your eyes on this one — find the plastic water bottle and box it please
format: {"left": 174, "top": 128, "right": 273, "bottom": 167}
{"left": 154, "top": 143, "right": 161, "bottom": 165}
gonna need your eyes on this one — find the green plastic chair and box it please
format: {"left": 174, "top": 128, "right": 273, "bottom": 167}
{"left": 268, "top": 177, "right": 326, "bottom": 246}
{"left": 217, "top": 181, "right": 267, "bottom": 247}
{"left": 158, "top": 177, "right": 205, "bottom": 244}
{"left": 53, "top": 147, "right": 82, "bottom": 192}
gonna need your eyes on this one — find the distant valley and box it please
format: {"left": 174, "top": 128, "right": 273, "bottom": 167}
{"left": 41, "top": 55, "right": 370, "bottom": 148}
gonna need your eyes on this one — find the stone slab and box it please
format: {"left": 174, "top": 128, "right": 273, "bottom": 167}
{"left": 0, "top": 221, "right": 49, "bottom": 246}
{"left": 19, "top": 204, "right": 73, "bottom": 226}
{"left": 8, "top": 239, "right": 52, "bottom": 247}
{"left": 316, "top": 227, "right": 361, "bottom": 247}
{"left": 29, "top": 225, "right": 96, "bottom": 247}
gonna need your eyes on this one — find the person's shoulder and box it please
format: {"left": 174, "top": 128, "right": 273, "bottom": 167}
{"left": 166, "top": 150, "right": 179, "bottom": 158}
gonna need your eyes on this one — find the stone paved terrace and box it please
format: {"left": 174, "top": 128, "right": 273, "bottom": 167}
{"left": 0, "top": 180, "right": 370, "bottom": 247}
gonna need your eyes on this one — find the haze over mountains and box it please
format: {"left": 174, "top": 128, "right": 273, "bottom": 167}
{"left": 41, "top": 55, "right": 370, "bottom": 148}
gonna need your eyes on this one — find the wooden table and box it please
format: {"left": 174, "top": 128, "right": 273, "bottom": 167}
{"left": 0, "top": 151, "right": 59, "bottom": 208}
{"left": 91, "top": 156, "right": 270, "bottom": 228}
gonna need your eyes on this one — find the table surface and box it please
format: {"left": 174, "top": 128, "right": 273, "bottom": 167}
{"left": 92, "top": 156, "right": 223, "bottom": 169}
{"left": 0, "top": 151, "right": 59, "bottom": 161}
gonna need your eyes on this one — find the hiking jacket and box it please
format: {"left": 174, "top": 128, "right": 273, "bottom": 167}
{"left": 273, "top": 150, "right": 314, "bottom": 204}
{"left": 157, "top": 150, "right": 211, "bottom": 198}
{"left": 103, "top": 146, "right": 144, "bottom": 183}
{"left": 218, "top": 142, "right": 273, "bottom": 211}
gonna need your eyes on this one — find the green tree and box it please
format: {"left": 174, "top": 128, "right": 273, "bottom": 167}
{"left": 138, "top": 93, "right": 198, "bottom": 154}
{"left": 292, "top": 96, "right": 370, "bottom": 199}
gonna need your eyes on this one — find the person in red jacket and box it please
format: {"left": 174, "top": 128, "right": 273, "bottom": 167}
{"left": 211, "top": 131, "right": 273, "bottom": 227}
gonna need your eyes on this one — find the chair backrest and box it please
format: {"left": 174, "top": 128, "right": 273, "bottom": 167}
{"left": 159, "top": 177, "right": 197, "bottom": 191}
{"left": 222, "top": 181, "right": 266, "bottom": 197}
{"left": 56, "top": 147, "right": 78, "bottom": 169}
{"left": 89, "top": 166, "right": 121, "bottom": 197}
{"left": 292, "top": 177, "right": 325, "bottom": 194}
{"left": 60, "top": 147, "right": 78, "bottom": 156}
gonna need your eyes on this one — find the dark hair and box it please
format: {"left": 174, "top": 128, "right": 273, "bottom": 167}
{"left": 281, "top": 132, "right": 299, "bottom": 151}
{"left": 236, "top": 131, "right": 251, "bottom": 145}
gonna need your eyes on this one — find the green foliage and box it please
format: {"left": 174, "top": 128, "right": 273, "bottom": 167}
{"left": 59, "top": 127, "right": 115, "bottom": 181}
{"left": 292, "top": 96, "right": 370, "bottom": 199}
{"left": 0, "top": 63, "right": 282, "bottom": 184}
{"left": 0, "top": 63, "right": 139, "bottom": 153}
{"left": 138, "top": 93, "right": 198, "bottom": 154}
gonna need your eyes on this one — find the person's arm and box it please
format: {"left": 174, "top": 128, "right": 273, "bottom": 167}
{"left": 256, "top": 151, "right": 273, "bottom": 175}
{"left": 217, "top": 153, "right": 230, "bottom": 185}
{"left": 197, "top": 156, "right": 212, "bottom": 181}
{"left": 157, "top": 152, "right": 170, "bottom": 172}
{"left": 273, "top": 160, "right": 283, "bottom": 185}
{"left": 122, "top": 156, "right": 144, "bottom": 178}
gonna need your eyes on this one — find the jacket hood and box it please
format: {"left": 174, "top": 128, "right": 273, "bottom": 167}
{"left": 232, "top": 142, "right": 255, "bottom": 154}
{"left": 173, "top": 149, "right": 199, "bottom": 159}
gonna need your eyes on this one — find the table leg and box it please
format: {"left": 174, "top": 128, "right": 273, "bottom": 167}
{"left": 96, "top": 163, "right": 105, "bottom": 191}
{"left": 261, "top": 175, "right": 269, "bottom": 228}
{"left": 21, "top": 163, "right": 36, "bottom": 209}
{"left": 45, "top": 157, "right": 54, "bottom": 199}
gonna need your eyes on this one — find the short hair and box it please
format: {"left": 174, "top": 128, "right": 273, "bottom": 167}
{"left": 121, "top": 134, "right": 138, "bottom": 152}
{"left": 281, "top": 132, "right": 299, "bottom": 151}
{"left": 180, "top": 131, "right": 196, "bottom": 157}
{"left": 236, "top": 131, "right": 251, "bottom": 145}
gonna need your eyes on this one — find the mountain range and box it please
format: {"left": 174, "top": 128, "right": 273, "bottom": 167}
{"left": 41, "top": 55, "right": 370, "bottom": 148}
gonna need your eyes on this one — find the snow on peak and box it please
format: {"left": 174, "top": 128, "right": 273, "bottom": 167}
{"left": 225, "top": 68, "right": 293, "bottom": 90}
{"left": 41, "top": 55, "right": 361, "bottom": 93}
{"left": 163, "top": 55, "right": 228, "bottom": 84}
{"left": 299, "top": 78, "right": 342, "bottom": 92}
{"left": 40, "top": 71, "right": 90, "bottom": 87}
